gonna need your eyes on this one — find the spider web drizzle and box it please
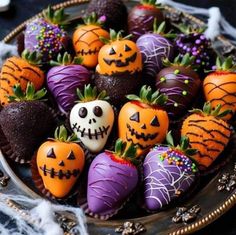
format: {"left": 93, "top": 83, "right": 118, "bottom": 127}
{"left": 144, "top": 156, "right": 195, "bottom": 210}
{"left": 137, "top": 34, "right": 174, "bottom": 79}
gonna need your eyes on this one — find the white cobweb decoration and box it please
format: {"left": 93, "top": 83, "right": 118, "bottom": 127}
{"left": 0, "top": 192, "right": 88, "bottom": 235}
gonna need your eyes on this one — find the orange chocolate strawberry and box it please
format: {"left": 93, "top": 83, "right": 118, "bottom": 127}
{"left": 181, "top": 102, "right": 231, "bottom": 169}
{"left": 36, "top": 125, "right": 85, "bottom": 198}
{"left": 72, "top": 12, "right": 109, "bottom": 68}
{"left": 203, "top": 56, "right": 236, "bottom": 120}
{"left": 0, "top": 50, "right": 44, "bottom": 106}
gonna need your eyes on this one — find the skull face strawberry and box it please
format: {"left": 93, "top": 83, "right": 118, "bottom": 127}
{"left": 87, "top": 139, "right": 139, "bottom": 218}
{"left": 70, "top": 85, "right": 115, "bottom": 153}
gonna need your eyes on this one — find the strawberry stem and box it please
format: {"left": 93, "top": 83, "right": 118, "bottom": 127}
{"left": 100, "top": 29, "right": 132, "bottom": 44}
{"left": 153, "top": 20, "right": 176, "bottom": 38}
{"left": 172, "top": 23, "right": 207, "bottom": 35}
{"left": 76, "top": 84, "right": 109, "bottom": 102}
{"left": 8, "top": 82, "right": 47, "bottom": 102}
{"left": 50, "top": 52, "right": 83, "bottom": 66}
{"left": 21, "top": 49, "right": 42, "bottom": 66}
{"left": 141, "top": 0, "right": 162, "bottom": 8}
{"left": 189, "top": 101, "right": 232, "bottom": 118}
{"left": 126, "top": 85, "right": 167, "bottom": 106}
{"left": 82, "top": 12, "right": 106, "bottom": 26}
{"left": 54, "top": 125, "right": 78, "bottom": 142}
{"left": 215, "top": 56, "right": 236, "bottom": 72}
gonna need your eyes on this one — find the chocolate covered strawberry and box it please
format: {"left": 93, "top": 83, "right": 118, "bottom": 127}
{"left": 70, "top": 84, "right": 114, "bottom": 153}
{"left": 156, "top": 54, "right": 201, "bottom": 118}
{"left": 36, "top": 125, "right": 85, "bottom": 198}
{"left": 47, "top": 53, "right": 91, "bottom": 114}
{"left": 87, "top": 139, "right": 139, "bottom": 218}
{"left": 136, "top": 21, "right": 175, "bottom": 84}
{"left": 143, "top": 132, "right": 198, "bottom": 211}
{"left": 0, "top": 83, "right": 56, "bottom": 163}
{"left": 181, "top": 102, "right": 231, "bottom": 169}
{"left": 24, "top": 6, "right": 68, "bottom": 63}
{"left": 0, "top": 50, "right": 44, "bottom": 107}
{"left": 118, "top": 85, "right": 169, "bottom": 156}
{"left": 174, "top": 24, "right": 215, "bottom": 72}
{"left": 203, "top": 56, "right": 236, "bottom": 120}
{"left": 128, "top": 0, "right": 164, "bottom": 42}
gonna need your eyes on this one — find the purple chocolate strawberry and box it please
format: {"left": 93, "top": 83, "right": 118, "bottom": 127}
{"left": 143, "top": 132, "right": 198, "bottom": 211}
{"left": 24, "top": 6, "right": 68, "bottom": 63}
{"left": 87, "top": 139, "right": 139, "bottom": 218}
{"left": 156, "top": 54, "right": 201, "bottom": 118}
{"left": 128, "top": 0, "right": 164, "bottom": 42}
{"left": 136, "top": 21, "right": 175, "bottom": 84}
{"left": 47, "top": 53, "right": 91, "bottom": 113}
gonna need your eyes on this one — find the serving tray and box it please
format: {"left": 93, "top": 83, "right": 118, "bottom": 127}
{"left": 0, "top": 1, "right": 236, "bottom": 235}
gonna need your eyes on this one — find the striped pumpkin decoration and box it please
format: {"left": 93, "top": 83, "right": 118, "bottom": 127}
{"left": 0, "top": 54, "right": 44, "bottom": 106}
{"left": 181, "top": 102, "right": 231, "bottom": 169}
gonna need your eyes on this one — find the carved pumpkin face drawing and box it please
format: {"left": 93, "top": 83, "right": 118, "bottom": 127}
{"left": 118, "top": 101, "right": 169, "bottom": 156}
{"left": 36, "top": 141, "right": 85, "bottom": 198}
{"left": 96, "top": 39, "right": 142, "bottom": 75}
{"left": 73, "top": 25, "right": 109, "bottom": 68}
{"left": 70, "top": 100, "right": 115, "bottom": 153}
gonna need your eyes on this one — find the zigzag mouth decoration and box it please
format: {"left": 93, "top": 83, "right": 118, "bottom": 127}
{"left": 126, "top": 124, "right": 158, "bottom": 141}
{"left": 126, "top": 133, "right": 152, "bottom": 150}
{"left": 39, "top": 165, "right": 80, "bottom": 179}
{"left": 103, "top": 52, "right": 137, "bottom": 67}
{"left": 76, "top": 48, "right": 100, "bottom": 56}
{"left": 72, "top": 123, "right": 110, "bottom": 140}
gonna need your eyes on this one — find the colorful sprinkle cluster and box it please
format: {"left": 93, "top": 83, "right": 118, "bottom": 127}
{"left": 25, "top": 18, "right": 66, "bottom": 62}
{"left": 158, "top": 148, "right": 198, "bottom": 173}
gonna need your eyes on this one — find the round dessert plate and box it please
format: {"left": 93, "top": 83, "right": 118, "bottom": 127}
{"left": 0, "top": 1, "right": 236, "bottom": 235}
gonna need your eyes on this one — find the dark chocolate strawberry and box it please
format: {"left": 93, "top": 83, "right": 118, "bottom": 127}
{"left": 156, "top": 54, "right": 201, "bottom": 118}
{"left": 128, "top": 0, "right": 164, "bottom": 42}
{"left": 87, "top": 139, "right": 139, "bottom": 218}
{"left": 0, "top": 83, "right": 56, "bottom": 163}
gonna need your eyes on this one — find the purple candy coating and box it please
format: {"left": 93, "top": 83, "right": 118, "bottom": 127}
{"left": 137, "top": 33, "right": 174, "bottom": 80}
{"left": 87, "top": 152, "right": 138, "bottom": 216}
{"left": 24, "top": 18, "right": 66, "bottom": 62}
{"left": 143, "top": 146, "right": 197, "bottom": 211}
{"left": 47, "top": 65, "right": 91, "bottom": 113}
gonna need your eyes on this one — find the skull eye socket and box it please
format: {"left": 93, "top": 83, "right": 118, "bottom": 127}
{"left": 93, "top": 106, "right": 103, "bottom": 117}
{"left": 150, "top": 116, "right": 160, "bottom": 127}
{"left": 79, "top": 107, "right": 87, "bottom": 118}
{"left": 109, "top": 47, "right": 116, "bottom": 55}
{"left": 125, "top": 44, "right": 131, "bottom": 52}
{"left": 130, "top": 112, "right": 140, "bottom": 122}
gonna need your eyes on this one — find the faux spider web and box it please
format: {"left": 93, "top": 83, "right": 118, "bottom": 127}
{"left": 144, "top": 157, "right": 195, "bottom": 210}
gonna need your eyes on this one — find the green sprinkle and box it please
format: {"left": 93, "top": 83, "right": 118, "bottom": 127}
{"left": 184, "top": 79, "right": 189, "bottom": 84}
{"left": 160, "top": 77, "right": 166, "bottom": 82}
{"left": 182, "top": 91, "right": 187, "bottom": 96}
{"left": 174, "top": 69, "right": 180, "bottom": 75}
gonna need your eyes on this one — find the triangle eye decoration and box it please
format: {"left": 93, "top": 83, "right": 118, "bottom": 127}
{"left": 130, "top": 112, "right": 140, "bottom": 122}
{"left": 47, "top": 148, "right": 56, "bottom": 158}
{"left": 67, "top": 150, "right": 76, "bottom": 160}
{"left": 150, "top": 116, "right": 160, "bottom": 127}
{"left": 125, "top": 44, "right": 132, "bottom": 52}
{"left": 109, "top": 47, "right": 116, "bottom": 55}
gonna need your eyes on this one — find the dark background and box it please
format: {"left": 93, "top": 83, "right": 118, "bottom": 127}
{"left": 0, "top": 0, "right": 236, "bottom": 235}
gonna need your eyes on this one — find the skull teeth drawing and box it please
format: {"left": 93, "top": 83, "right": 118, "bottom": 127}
{"left": 70, "top": 100, "right": 115, "bottom": 153}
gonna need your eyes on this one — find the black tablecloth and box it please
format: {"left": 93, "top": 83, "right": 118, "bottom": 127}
{"left": 0, "top": 1, "right": 236, "bottom": 235}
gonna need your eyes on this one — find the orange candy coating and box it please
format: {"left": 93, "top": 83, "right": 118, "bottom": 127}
{"left": 181, "top": 113, "right": 231, "bottom": 169}
{"left": 203, "top": 71, "right": 236, "bottom": 120}
{"left": 118, "top": 101, "right": 169, "bottom": 156}
{"left": 36, "top": 140, "right": 85, "bottom": 198}
{"left": 73, "top": 25, "right": 109, "bottom": 68}
{"left": 96, "top": 39, "right": 142, "bottom": 75}
{"left": 0, "top": 56, "right": 44, "bottom": 106}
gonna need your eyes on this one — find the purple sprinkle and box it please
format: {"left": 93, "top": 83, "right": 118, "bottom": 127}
{"left": 196, "top": 59, "right": 201, "bottom": 64}
{"left": 99, "top": 15, "right": 106, "bottom": 23}
{"left": 200, "top": 35, "right": 205, "bottom": 40}
{"left": 195, "top": 39, "right": 201, "bottom": 44}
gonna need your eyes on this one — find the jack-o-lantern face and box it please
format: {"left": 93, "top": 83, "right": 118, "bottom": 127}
{"left": 70, "top": 100, "right": 115, "bottom": 153}
{"left": 118, "top": 101, "right": 169, "bottom": 156}
{"left": 73, "top": 25, "right": 109, "bottom": 68}
{"left": 36, "top": 141, "right": 85, "bottom": 198}
{"left": 96, "top": 39, "right": 142, "bottom": 75}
